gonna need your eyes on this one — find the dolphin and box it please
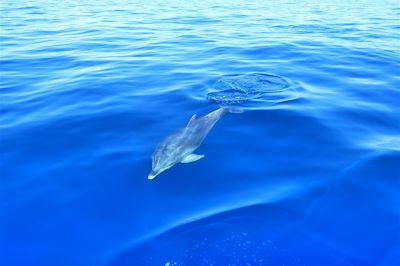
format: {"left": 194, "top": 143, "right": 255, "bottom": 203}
{"left": 148, "top": 108, "right": 232, "bottom": 180}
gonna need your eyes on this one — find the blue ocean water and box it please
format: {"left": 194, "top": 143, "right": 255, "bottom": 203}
{"left": 1, "top": 0, "right": 400, "bottom": 265}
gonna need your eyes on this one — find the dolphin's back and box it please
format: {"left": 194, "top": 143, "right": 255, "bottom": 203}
{"left": 182, "top": 108, "right": 227, "bottom": 148}
{"left": 157, "top": 108, "right": 225, "bottom": 155}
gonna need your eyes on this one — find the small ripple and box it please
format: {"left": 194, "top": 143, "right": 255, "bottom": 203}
{"left": 365, "top": 135, "right": 400, "bottom": 152}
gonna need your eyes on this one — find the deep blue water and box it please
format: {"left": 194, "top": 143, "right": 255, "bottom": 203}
{"left": 1, "top": 0, "right": 400, "bottom": 265}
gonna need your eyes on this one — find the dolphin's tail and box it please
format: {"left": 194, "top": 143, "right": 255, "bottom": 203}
{"left": 223, "top": 107, "right": 244, "bottom": 114}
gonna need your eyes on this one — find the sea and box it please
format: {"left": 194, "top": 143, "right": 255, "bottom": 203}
{"left": 1, "top": 0, "right": 400, "bottom": 265}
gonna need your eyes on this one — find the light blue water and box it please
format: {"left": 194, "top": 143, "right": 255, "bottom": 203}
{"left": 1, "top": 1, "right": 400, "bottom": 265}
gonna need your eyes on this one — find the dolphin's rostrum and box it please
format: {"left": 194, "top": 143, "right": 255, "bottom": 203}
{"left": 148, "top": 108, "right": 231, "bottom": 180}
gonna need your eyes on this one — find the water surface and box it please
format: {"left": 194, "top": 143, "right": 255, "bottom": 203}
{"left": 1, "top": 0, "right": 400, "bottom": 265}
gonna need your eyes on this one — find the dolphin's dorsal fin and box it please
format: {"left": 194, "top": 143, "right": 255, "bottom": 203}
{"left": 187, "top": 114, "right": 197, "bottom": 126}
{"left": 181, "top": 153, "right": 204, "bottom": 163}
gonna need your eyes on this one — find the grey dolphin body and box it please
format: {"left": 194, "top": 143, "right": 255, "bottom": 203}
{"left": 148, "top": 108, "right": 229, "bottom": 180}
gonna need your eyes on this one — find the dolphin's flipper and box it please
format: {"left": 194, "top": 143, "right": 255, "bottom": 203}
{"left": 181, "top": 154, "right": 204, "bottom": 163}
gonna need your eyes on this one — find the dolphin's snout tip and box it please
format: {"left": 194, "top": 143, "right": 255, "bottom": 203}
{"left": 148, "top": 171, "right": 157, "bottom": 180}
